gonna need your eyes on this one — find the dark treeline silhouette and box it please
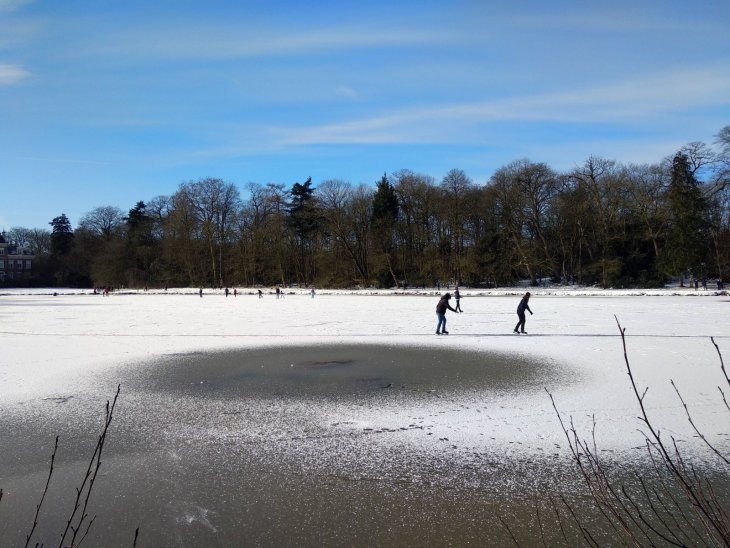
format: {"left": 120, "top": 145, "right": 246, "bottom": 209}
{"left": 6, "top": 126, "right": 730, "bottom": 289}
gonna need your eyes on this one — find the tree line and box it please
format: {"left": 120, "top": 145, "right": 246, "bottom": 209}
{"left": 6, "top": 125, "right": 730, "bottom": 289}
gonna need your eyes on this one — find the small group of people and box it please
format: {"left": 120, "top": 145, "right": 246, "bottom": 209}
{"left": 434, "top": 289, "right": 533, "bottom": 335}
{"left": 435, "top": 287, "right": 462, "bottom": 334}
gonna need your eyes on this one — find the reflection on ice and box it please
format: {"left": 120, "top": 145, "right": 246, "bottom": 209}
{"left": 0, "top": 343, "right": 727, "bottom": 546}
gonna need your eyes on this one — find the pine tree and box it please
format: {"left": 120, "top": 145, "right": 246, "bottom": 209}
{"left": 287, "top": 177, "right": 319, "bottom": 284}
{"left": 659, "top": 153, "right": 709, "bottom": 283}
{"left": 370, "top": 173, "right": 399, "bottom": 287}
{"left": 49, "top": 214, "right": 74, "bottom": 255}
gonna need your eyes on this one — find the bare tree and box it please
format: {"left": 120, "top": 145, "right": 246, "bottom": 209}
{"left": 177, "top": 178, "right": 241, "bottom": 287}
{"left": 490, "top": 160, "right": 558, "bottom": 284}
{"left": 625, "top": 162, "right": 669, "bottom": 260}
{"left": 570, "top": 157, "right": 630, "bottom": 287}
{"left": 78, "top": 206, "right": 125, "bottom": 241}
{"left": 440, "top": 168, "right": 474, "bottom": 284}
{"left": 318, "top": 179, "right": 372, "bottom": 284}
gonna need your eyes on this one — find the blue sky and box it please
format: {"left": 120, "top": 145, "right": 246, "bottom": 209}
{"left": 1, "top": 0, "right": 729, "bottom": 230}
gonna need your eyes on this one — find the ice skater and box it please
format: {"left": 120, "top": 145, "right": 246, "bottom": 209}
{"left": 513, "top": 292, "right": 533, "bottom": 334}
{"left": 258, "top": 289, "right": 263, "bottom": 298}
{"left": 454, "top": 286, "right": 462, "bottom": 312}
{"left": 435, "top": 293, "right": 458, "bottom": 335}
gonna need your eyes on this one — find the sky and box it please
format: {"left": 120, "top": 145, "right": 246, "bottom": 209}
{"left": 1, "top": 0, "right": 729, "bottom": 230}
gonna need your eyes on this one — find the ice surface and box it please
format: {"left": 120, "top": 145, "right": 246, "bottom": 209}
{"left": 1, "top": 286, "right": 728, "bottom": 450}
{"left": 0, "top": 286, "right": 728, "bottom": 545}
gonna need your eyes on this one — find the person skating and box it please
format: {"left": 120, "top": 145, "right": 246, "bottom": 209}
{"left": 454, "top": 286, "right": 463, "bottom": 312}
{"left": 513, "top": 292, "right": 533, "bottom": 334}
{"left": 436, "top": 293, "right": 459, "bottom": 335}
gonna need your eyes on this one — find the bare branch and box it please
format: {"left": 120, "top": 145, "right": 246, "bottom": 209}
{"left": 58, "top": 384, "right": 121, "bottom": 548}
{"left": 671, "top": 379, "right": 729, "bottom": 465}
{"left": 25, "top": 436, "right": 59, "bottom": 548}
{"left": 497, "top": 514, "right": 522, "bottom": 547}
{"left": 710, "top": 337, "right": 730, "bottom": 389}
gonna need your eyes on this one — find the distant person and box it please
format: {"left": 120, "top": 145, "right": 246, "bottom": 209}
{"left": 513, "top": 292, "right": 533, "bottom": 334}
{"left": 310, "top": 288, "right": 315, "bottom": 298}
{"left": 435, "top": 293, "right": 458, "bottom": 335}
{"left": 234, "top": 288, "right": 238, "bottom": 297}
{"left": 276, "top": 286, "right": 281, "bottom": 299}
{"left": 258, "top": 289, "right": 263, "bottom": 299}
{"left": 199, "top": 288, "right": 203, "bottom": 298}
{"left": 225, "top": 287, "right": 229, "bottom": 297}
{"left": 454, "top": 286, "right": 463, "bottom": 312}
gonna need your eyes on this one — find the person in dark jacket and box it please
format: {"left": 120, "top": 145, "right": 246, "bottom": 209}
{"left": 514, "top": 292, "right": 533, "bottom": 334}
{"left": 454, "top": 286, "right": 463, "bottom": 312}
{"left": 436, "top": 293, "right": 458, "bottom": 335}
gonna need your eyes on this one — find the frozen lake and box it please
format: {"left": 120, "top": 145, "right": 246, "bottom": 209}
{"left": 0, "top": 289, "right": 728, "bottom": 545}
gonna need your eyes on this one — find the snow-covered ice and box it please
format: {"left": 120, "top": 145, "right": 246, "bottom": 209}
{"left": 0, "top": 286, "right": 728, "bottom": 545}
{"left": 1, "top": 286, "right": 728, "bottom": 448}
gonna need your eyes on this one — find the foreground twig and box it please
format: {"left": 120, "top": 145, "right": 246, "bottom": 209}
{"left": 614, "top": 317, "right": 730, "bottom": 545}
{"left": 25, "top": 436, "right": 59, "bottom": 548}
{"left": 671, "top": 380, "right": 730, "bottom": 466}
{"left": 498, "top": 514, "right": 522, "bottom": 547}
{"left": 538, "top": 320, "right": 730, "bottom": 547}
{"left": 711, "top": 337, "right": 730, "bottom": 389}
{"left": 58, "top": 384, "right": 121, "bottom": 548}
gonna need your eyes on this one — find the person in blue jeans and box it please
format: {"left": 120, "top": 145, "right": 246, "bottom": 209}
{"left": 436, "top": 293, "right": 458, "bottom": 334}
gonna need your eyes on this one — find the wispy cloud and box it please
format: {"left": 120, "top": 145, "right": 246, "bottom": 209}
{"left": 91, "top": 25, "right": 447, "bottom": 61}
{"left": 9, "top": 155, "right": 111, "bottom": 165}
{"left": 271, "top": 64, "right": 730, "bottom": 146}
{"left": 509, "top": 11, "right": 683, "bottom": 33}
{"left": 0, "top": 62, "right": 29, "bottom": 85}
{"left": 334, "top": 85, "right": 359, "bottom": 100}
{"left": 0, "top": 0, "right": 33, "bottom": 13}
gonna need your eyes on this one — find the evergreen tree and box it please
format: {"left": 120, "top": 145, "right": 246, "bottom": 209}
{"left": 287, "top": 177, "right": 319, "bottom": 284}
{"left": 123, "top": 201, "right": 156, "bottom": 286}
{"left": 288, "top": 177, "right": 318, "bottom": 238}
{"left": 49, "top": 214, "right": 74, "bottom": 255}
{"left": 659, "top": 153, "right": 710, "bottom": 283}
{"left": 370, "top": 173, "right": 399, "bottom": 287}
{"left": 48, "top": 213, "right": 92, "bottom": 286}
{"left": 371, "top": 173, "right": 399, "bottom": 233}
